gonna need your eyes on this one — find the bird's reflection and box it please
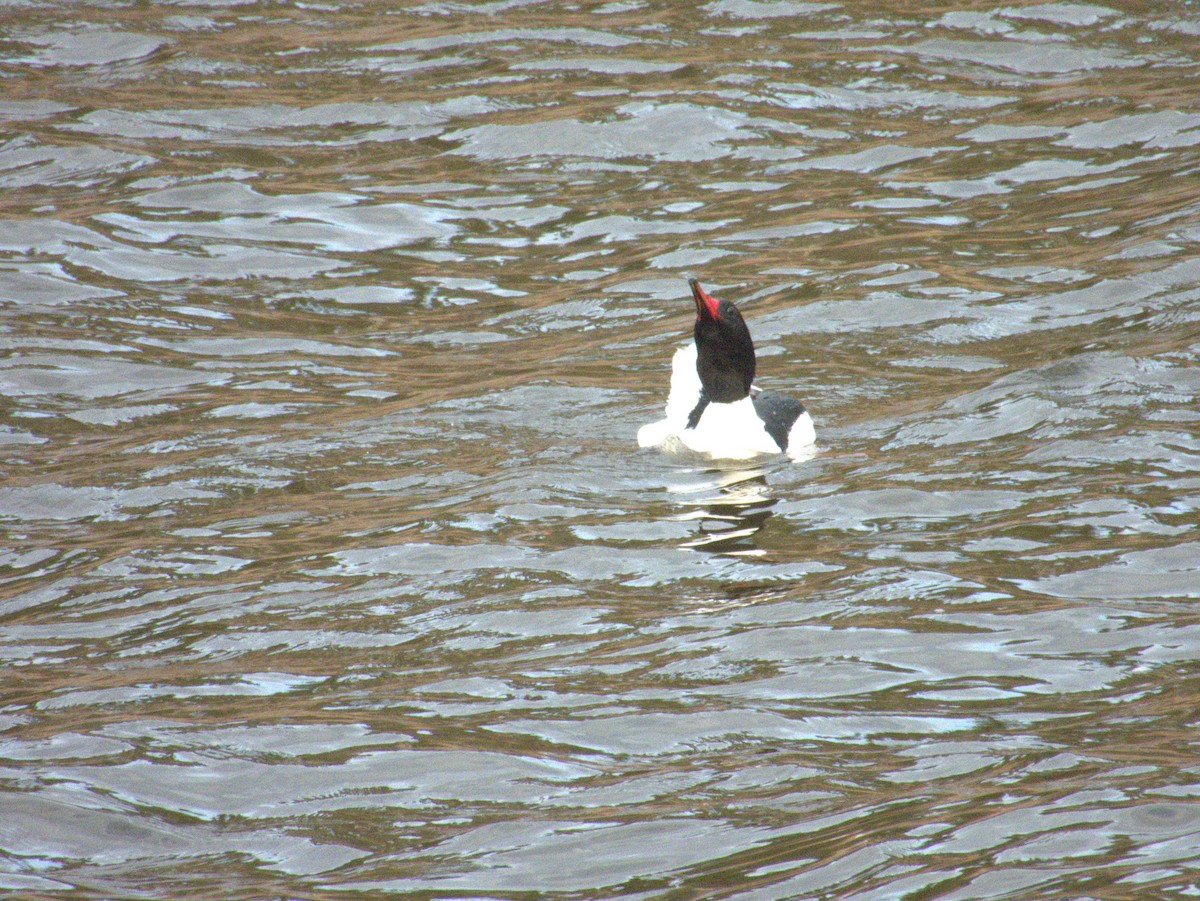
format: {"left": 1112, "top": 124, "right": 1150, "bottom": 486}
{"left": 670, "top": 465, "right": 778, "bottom": 556}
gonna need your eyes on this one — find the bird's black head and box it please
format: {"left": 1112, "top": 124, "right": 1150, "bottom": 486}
{"left": 690, "top": 278, "right": 755, "bottom": 403}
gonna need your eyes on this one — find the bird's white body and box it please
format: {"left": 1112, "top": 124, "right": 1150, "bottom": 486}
{"left": 638, "top": 344, "right": 815, "bottom": 461}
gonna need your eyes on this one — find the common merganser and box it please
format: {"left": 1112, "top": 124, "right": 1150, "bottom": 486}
{"left": 638, "top": 279, "right": 816, "bottom": 461}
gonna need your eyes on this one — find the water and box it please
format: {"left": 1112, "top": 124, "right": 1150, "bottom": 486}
{"left": 2, "top": 2, "right": 1200, "bottom": 897}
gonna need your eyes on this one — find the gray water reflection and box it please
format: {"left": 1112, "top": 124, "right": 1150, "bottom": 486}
{"left": 2, "top": 1, "right": 1200, "bottom": 898}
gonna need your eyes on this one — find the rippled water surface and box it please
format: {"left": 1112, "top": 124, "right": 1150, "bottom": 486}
{"left": 3, "top": 2, "right": 1200, "bottom": 898}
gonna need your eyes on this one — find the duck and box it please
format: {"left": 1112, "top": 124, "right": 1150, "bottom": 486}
{"left": 637, "top": 278, "right": 816, "bottom": 461}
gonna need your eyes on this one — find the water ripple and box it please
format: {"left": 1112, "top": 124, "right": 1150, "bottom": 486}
{"left": 1, "top": 2, "right": 1198, "bottom": 897}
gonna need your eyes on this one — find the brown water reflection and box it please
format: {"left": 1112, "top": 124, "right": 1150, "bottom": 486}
{"left": 2, "top": 1, "right": 1200, "bottom": 898}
